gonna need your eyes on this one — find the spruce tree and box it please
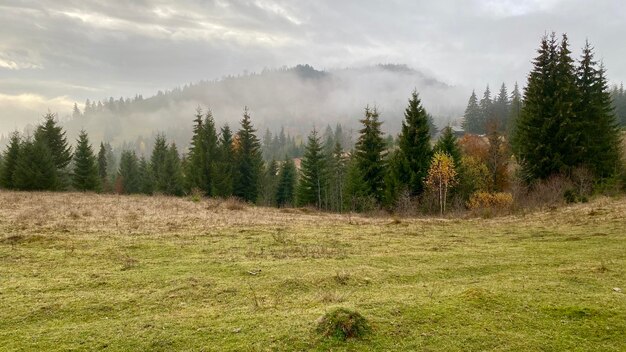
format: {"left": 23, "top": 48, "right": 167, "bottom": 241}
{"left": 150, "top": 133, "right": 169, "bottom": 193}
{"left": 576, "top": 42, "right": 621, "bottom": 178}
{"left": 34, "top": 112, "right": 72, "bottom": 188}
{"left": 72, "top": 130, "right": 100, "bottom": 192}
{"left": 508, "top": 82, "right": 523, "bottom": 136}
{"left": 0, "top": 132, "right": 21, "bottom": 189}
{"left": 513, "top": 33, "right": 560, "bottom": 180}
{"left": 138, "top": 156, "right": 154, "bottom": 195}
{"left": 214, "top": 125, "right": 234, "bottom": 197}
{"left": 434, "top": 126, "right": 462, "bottom": 169}
{"left": 186, "top": 107, "right": 206, "bottom": 192}
{"left": 478, "top": 85, "right": 493, "bottom": 134}
{"left": 354, "top": 106, "right": 387, "bottom": 203}
{"left": 233, "top": 108, "right": 263, "bottom": 203}
{"left": 297, "top": 128, "right": 327, "bottom": 208}
{"left": 97, "top": 142, "right": 108, "bottom": 180}
{"left": 493, "top": 83, "right": 510, "bottom": 131}
{"left": 275, "top": 157, "right": 297, "bottom": 207}
{"left": 162, "top": 143, "right": 184, "bottom": 196}
{"left": 261, "top": 159, "right": 279, "bottom": 206}
{"left": 13, "top": 138, "right": 58, "bottom": 191}
{"left": 327, "top": 141, "right": 347, "bottom": 212}
{"left": 119, "top": 150, "right": 140, "bottom": 194}
{"left": 201, "top": 110, "right": 219, "bottom": 194}
{"left": 395, "top": 91, "right": 432, "bottom": 197}
{"left": 462, "top": 91, "right": 482, "bottom": 134}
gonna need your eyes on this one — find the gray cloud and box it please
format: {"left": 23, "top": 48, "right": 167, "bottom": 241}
{"left": 1, "top": 0, "right": 625, "bottom": 133}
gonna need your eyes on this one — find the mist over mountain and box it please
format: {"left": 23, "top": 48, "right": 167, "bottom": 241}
{"left": 10, "top": 64, "right": 465, "bottom": 153}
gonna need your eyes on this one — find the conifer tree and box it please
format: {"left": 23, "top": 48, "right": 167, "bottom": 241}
{"left": 327, "top": 141, "right": 347, "bottom": 212}
{"left": 72, "top": 130, "right": 100, "bottom": 192}
{"left": 162, "top": 143, "right": 184, "bottom": 196}
{"left": 118, "top": 150, "right": 140, "bottom": 194}
{"left": 214, "top": 125, "right": 234, "bottom": 197}
{"left": 394, "top": 91, "right": 432, "bottom": 197}
{"left": 493, "top": 83, "right": 510, "bottom": 131}
{"left": 13, "top": 138, "right": 58, "bottom": 191}
{"left": 34, "top": 112, "right": 72, "bottom": 188}
{"left": 344, "top": 155, "right": 370, "bottom": 211}
{"left": 201, "top": 110, "right": 219, "bottom": 194}
{"left": 0, "top": 132, "right": 21, "bottom": 189}
{"left": 275, "top": 157, "right": 297, "bottom": 207}
{"left": 150, "top": 133, "right": 169, "bottom": 193}
{"left": 354, "top": 106, "right": 387, "bottom": 203}
{"left": 233, "top": 108, "right": 263, "bottom": 203}
{"left": 138, "top": 156, "right": 154, "bottom": 195}
{"left": 297, "top": 128, "right": 327, "bottom": 208}
{"left": 97, "top": 142, "right": 108, "bottom": 180}
{"left": 434, "top": 126, "right": 462, "bottom": 169}
{"left": 478, "top": 85, "right": 493, "bottom": 134}
{"left": 486, "top": 122, "right": 509, "bottom": 191}
{"left": 186, "top": 107, "right": 206, "bottom": 192}
{"left": 261, "top": 159, "right": 279, "bottom": 206}
{"left": 508, "top": 82, "right": 523, "bottom": 135}
{"left": 576, "top": 41, "right": 621, "bottom": 178}
{"left": 462, "top": 91, "right": 482, "bottom": 134}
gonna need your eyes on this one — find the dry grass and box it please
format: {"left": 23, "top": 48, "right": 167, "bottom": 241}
{"left": 0, "top": 190, "right": 625, "bottom": 351}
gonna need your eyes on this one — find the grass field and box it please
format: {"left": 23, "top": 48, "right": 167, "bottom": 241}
{"left": 0, "top": 191, "right": 625, "bottom": 351}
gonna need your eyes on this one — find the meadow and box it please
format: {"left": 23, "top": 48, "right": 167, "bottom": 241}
{"left": 0, "top": 191, "right": 625, "bottom": 351}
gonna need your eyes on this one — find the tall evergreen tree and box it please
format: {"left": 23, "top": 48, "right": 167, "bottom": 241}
{"left": 214, "top": 124, "right": 235, "bottom": 197}
{"left": 233, "top": 108, "right": 263, "bottom": 203}
{"left": 327, "top": 141, "right": 347, "bottom": 212}
{"left": 150, "top": 133, "right": 169, "bottom": 193}
{"left": 162, "top": 143, "right": 184, "bottom": 196}
{"left": 138, "top": 156, "right": 154, "bottom": 195}
{"left": 508, "top": 82, "right": 523, "bottom": 135}
{"left": 297, "top": 128, "right": 327, "bottom": 207}
{"left": 493, "top": 83, "right": 510, "bottom": 131}
{"left": 0, "top": 132, "right": 21, "bottom": 189}
{"left": 13, "top": 138, "right": 58, "bottom": 191}
{"left": 434, "top": 126, "right": 462, "bottom": 169}
{"left": 576, "top": 42, "right": 621, "bottom": 178}
{"left": 261, "top": 159, "right": 279, "bottom": 206}
{"left": 478, "top": 85, "right": 493, "bottom": 134}
{"left": 97, "top": 142, "right": 108, "bottom": 180}
{"left": 394, "top": 91, "right": 432, "bottom": 197}
{"left": 118, "top": 150, "right": 140, "bottom": 194}
{"left": 354, "top": 106, "right": 387, "bottom": 203}
{"left": 275, "top": 157, "right": 297, "bottom": 207}
{"left": 34, "top": 112, "right": 72, "bottom": 188}
{"left": 186, "top": 107, "right": 206, "bottom": 192}
{"left": 462, "top": 91, "right": 482, "bottom": 134}
{"left": 71, "top": 130, "right": 100, "bottom": 192}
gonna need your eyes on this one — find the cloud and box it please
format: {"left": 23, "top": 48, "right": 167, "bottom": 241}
{"left": 0, "top": 93, "right": 74, "bottom": 133}
{"left": 0, "top": 0, "right": 625, "bottom": 136}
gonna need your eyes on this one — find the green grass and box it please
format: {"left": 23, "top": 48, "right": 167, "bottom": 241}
{"left": 0, "top": 192, "right": 625, "bottom": 351}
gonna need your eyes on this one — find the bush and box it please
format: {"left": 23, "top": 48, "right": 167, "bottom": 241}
{"left": 316, "top": 308, "right": 371, "bottom": 341}
{"left": 467, "top": 191, "right": 513, "bottom": 211}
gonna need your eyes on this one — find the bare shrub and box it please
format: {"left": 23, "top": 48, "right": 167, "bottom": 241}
{"left": 223, "top": 197, "right": 245, "bottom": 211}
{"left": 513, "top": 175, "right": 573, "bottom": 210}
{"left": 467, "top": 192, "right": 513, "bottom": 216}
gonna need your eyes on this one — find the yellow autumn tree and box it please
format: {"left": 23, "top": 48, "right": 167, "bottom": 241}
{"left": 425, "top": 151, "right": 458, "bottom": 215}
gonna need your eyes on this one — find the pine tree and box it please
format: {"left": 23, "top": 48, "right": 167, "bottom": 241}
{"left": 150, "top": 133, "right": 169, "bottom": 193}
{"left": 327, "top": 141, "right": 347, "bottom": 212}
{"left": 354, "top": 106, "right": 387, "bottom": 203}
{"left": 186, "top": 107, "right": 206, "bottom": 192}
{"left": 297, "top": 128, "right": 327, "bottom": 208}
{"left": 434, "top": 126, "right": 462, "bottom": 169}
{"left": 34, "top": 112, "right": 72, "bottom": 188}
{"left": 261, "top": 159, "right": 279, "bottom": 206}
{"left": 138, "top": 156, "right": 154, "bottom": 195}
{"left": 72, "top": 130, "right": 100, "bottom": 192}
{"left": 118, "top": 150, "right": 140, "bottom": 194}
{"left": 13, "top": 138, "right": 58, "bottom": 191}
{"left": 214, "top": 125, "right": 234, "bottom": 197}
{"left": 478, "top": 85, "right": 493, "bottom": 134}
{"left": 233, "top": 108, "right": 263, "bottom": 203}
{"left": 97, "top": 143, "right": 108, "bottom": 180}
{"left": 508, "top": 82, "right": 523, "bottom": 136}
{"left": 162, "top": 143, "right": 184, "bottom": 196}
{"left": 344, "top": 155, "right": 370, "bottom": 211}
{"left": 576, "top": 42, "right": 621, "bottom": 178}
{"left": 275, "top": 157, "right": 297, "bottom": 207}
{"left": 462, "top": 91, "right": 482, "bottom": 134}
{"left": 513, "top": 33, "right": 561, "bottom": 181}
{"left": 394, "top": 91, "right": 432, "bottom": 198}
{"left": 201, "top": 110, "right": 219, "bottom": 194}
{"left": 0, "top": 132, "right": 21, "bottom": 189}
{"left": 493, "top": 83, "right": 510, "bottom": 131}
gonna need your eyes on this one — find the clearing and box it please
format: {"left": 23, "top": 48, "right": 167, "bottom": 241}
{"left": 0, "top": 191, "right": 625, "bottom": 351}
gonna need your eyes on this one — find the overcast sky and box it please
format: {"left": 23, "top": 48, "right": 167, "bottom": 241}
{"left": 1, "top": 0, "right": 625, "bottom": 131}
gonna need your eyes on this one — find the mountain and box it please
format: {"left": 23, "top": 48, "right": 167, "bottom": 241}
{"left": 10, "top": 64, "right": 465, "bottom": 153}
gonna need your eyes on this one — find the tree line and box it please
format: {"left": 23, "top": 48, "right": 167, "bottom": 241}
{"left": 0, "top": 33, "right": 623, "bottom": 214}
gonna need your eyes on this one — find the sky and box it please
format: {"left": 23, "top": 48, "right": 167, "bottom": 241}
{"left": 1, "top": 0, "right": 625, "bottom": 132}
